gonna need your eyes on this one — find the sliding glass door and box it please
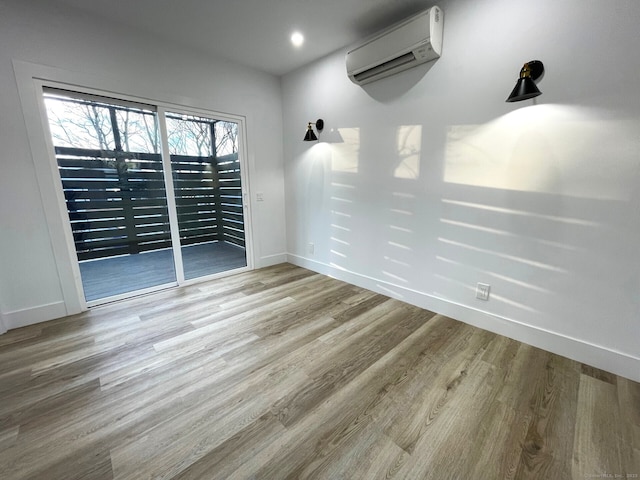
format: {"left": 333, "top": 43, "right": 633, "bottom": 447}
{"left": 42, "top": 89, "right": 249, "bottom": 304}
{"left": 165, "top": 113, "right": 247, "bottom": 280}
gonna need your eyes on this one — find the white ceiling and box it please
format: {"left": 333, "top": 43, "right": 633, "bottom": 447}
{"left": 49, "top": 0, "right": 434, "bottom": 76}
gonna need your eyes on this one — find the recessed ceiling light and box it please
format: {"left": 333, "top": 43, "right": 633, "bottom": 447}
{"left": 291, "top": 31, "right": 304, "bottom": 48}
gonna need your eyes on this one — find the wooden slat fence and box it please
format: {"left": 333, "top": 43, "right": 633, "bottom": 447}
{"left": 56, "top": 147, "right": 245, "bottom": 261}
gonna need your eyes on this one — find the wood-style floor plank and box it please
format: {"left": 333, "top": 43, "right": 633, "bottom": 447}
{"left": 0, "top": 263, "right": 637, "bottom": 479}
{"left": 572, "top": 374, "right": 629, "bottom": 479}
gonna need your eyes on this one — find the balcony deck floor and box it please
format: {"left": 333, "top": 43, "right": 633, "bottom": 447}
{"left": 79, "top": 241, "right": 247, "bottom": 302}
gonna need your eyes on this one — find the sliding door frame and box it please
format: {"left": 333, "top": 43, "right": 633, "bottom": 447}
{"left": 156, "top": 106, "right": 186, "bottom": 286}
{"left": 32, "top": 78, "right": 254, "bottom": 309}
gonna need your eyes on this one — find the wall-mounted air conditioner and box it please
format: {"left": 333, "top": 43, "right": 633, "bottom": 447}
{"left": 346, "top": 6, "right": 443, "bottom": 86}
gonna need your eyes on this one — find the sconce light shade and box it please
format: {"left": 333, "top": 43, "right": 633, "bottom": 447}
{"left": 303, "top": 118, "right": 324, "bottom": 141}
{"left": 506, "top": 60, "right": 544, "bottom": 102}
{"left": 303, "top": 123, "right": 318, "bottom": 141}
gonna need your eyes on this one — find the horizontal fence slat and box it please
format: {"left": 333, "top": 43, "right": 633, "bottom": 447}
{"left": 77, "top": 247, "right": 131, "bottom": 261}
{"left": 222, "top": 225, "right": 246, "bottom": 237}
{"left": 223, "top": 236, "right": 245, "bottom": 248}
{"left": 63, "top": 190, "right": 126, "bottom": 200}
{"left": 222, "top": 218, "right": 245, "bottom": 228}
{"left": 129, "top": 191, "right": 169, "bottom": 200}
{"left": 129, "top": 198, "right": 173, "bottom": 208}
{"left": 177, "top": 215, "right": 219, "bottom": 225}
{"left": 58, "top": 158, "right": 115, "bottom": 169}
{"left": 180, "top": 225, "right": 219, "bottom": 235}
{"left": 132, "top": 232, "right": 172, "bottom": 243}
{"left": 132, "top": 206, "right": 169, "bottom": 216}
{"left": 169, "top": 154, "right": 215, "bottom": 163}
{"left": 180, "top": 236, "right": 218, "bottom": 246}
{"left": 75, "top": 237, "right": 132, "bottom": 251}
{"left": 68, "top": 209, "right": 126, "bottom": 221}
{"left": 70, "top": 218, "right": 127, "bottom": 230}
{"left": 219, "top": 180, "right": 242, "bottom": 188}
{"left": 174, "top": 195, "right": 216, "bottom": 203}
{"left": 176, "top": 203, "right": 216, "bottom": 213}
{"left": 221, "top": 208, "right": 245, "bottom": 219}
{"left": 172, "top": 180, "right": 217, "bottom": 190}
{"left": 135, "top": 224, "right": 172, "bottom": 236}
{"left": 178, "top": 218, "right": 219, "bottom": 230}
{"left": 59, "top": 168, "right": 118, "bottom": 179}
{"left": 61, "top": 179, "right": 121, "bottom": 189}
{"left": 67, "top": 200, "right": 127, "bottom": 211}
{"left": 73, "top": 228, "right": 129, "bottom": 242}
{"left": 219, "top": 197, "right": 243, "bottom": 206}
{"left": 55, "top": 146, "right": 161, "bottom": 161}
{"left": 138, "top": 241, "right": 173, "bottom": 252}
{"left": 171, "top": 171, "right": 218, "bottom": 179}
{"left": 217, "top": 171, "right": 241, "bottom": 180}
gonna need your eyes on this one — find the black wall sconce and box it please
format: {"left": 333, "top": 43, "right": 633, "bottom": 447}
{"left": 506, "top": 60, "right": 544, "bottom": 102}
{"left": 303, "top": 119, "right": 324, "bottom": 141}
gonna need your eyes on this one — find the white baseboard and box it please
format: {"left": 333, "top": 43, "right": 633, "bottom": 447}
{"left": 257, "top": 252, "right": 288, "bottom": 269}
{"left": 287, "top": 254, "right": 640, "bottom": 383}
{"left": 3, "top": 301, "right": 67, "bottom": 331}
{"left": 0, "top": 312, "right": 7, "bottom": 334}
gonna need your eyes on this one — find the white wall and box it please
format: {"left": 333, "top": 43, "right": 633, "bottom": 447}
{"left": 0, "top": 0, "right": 286, "bottom": 328}
{"left": 282, "top": 0, "right": 640, "bottom": 381}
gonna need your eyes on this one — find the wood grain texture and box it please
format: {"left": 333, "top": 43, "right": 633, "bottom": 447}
{"left": 0, "top": 263, "right": 637, "bottom": 479}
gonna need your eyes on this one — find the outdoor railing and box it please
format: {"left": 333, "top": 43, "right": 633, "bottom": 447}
{"left": 56, "top": 146, "right": 245, "bottom": 261}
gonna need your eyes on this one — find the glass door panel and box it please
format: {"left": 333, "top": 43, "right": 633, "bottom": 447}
{"left": 165, "top": 112, "right": 247, "bottom": 280}
{"left": 44, "top": 89, "right": 177, "bottom": 302}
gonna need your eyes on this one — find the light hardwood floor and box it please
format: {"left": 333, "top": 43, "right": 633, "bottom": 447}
{"left": 0, "top": 264, "right": 638, "bottom": 479}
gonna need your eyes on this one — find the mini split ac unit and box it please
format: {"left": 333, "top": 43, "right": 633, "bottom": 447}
{"left": 346, "top": 6, "right": 443, "bottom": 86}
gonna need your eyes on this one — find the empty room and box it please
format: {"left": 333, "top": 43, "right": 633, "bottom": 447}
{"left": 0, "top": 0, "right": 638, "bottom": 478}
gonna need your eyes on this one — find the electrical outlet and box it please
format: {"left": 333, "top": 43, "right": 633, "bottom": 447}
{"left": 476, "top": 283, "right": 490, "bottom": 301}
{"left": 256, "top": 192, "right": 264, "bottom": 202}
{"left": 307, "top": 242, "right": 315, "bottom": 255}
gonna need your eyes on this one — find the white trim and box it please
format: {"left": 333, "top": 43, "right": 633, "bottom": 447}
{"left": 35, "top": 80, "right": 89, "bottom": 311}
{"left": 3, "top": 302, "right": 67, "bottom": 330}
{"left": 43, "top": 86, "right": 157, "bottom": 111}
{"left": 237, "top": 109, "right": 255, "bottom": 272}
{"left": 87, "top": 282, "right": 177, "bottom": 308}
{"left": 157, "top": 106, "right": 186, "bottom": 284}
{"left": 287, "top": 253, "right": 640, "bottom": 383}
{"left": 258, "top": 253, "right": 288, "bottom": 268}
{"left": 13, "top": 63, "right": 85, "bottom": 316}
{"left": 0, "top": 312, "right": 7, "bottom": 335}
